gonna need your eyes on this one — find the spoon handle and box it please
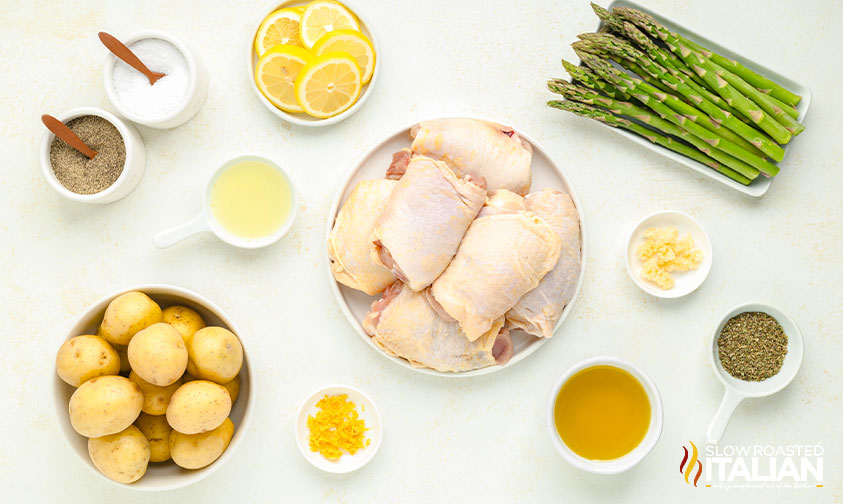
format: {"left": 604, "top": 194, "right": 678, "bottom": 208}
{"left": 41, "top": 114, "right": 97, "bottom": 159}
{"left": 706, "top": 388, "right": 744, "bottom": 444}
{"left": 98, "top": 31, "right": 158, "bottom": 82}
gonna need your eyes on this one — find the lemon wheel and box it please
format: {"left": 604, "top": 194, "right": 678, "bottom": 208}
{"left": 255, "top": 8, "right": 304, "bottom": 56}
{"left": 299, "top": 0, "right": 359, "bottom": 49}
{"left": 255, "top": 45, "right": 314, "bottom": 113}
{"left": 294, "top": 52, "right": 362, "bottom": 118}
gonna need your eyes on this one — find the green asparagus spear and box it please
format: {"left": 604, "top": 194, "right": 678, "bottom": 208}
{"left": 561, "top": 59, "right": 630, "bottom": 100}
{"left": 678, "top": 35, "right": 801, "bottom": 106}
{"left": 615, "top": 6, "right": 796, "bottom": 143}
{"left": 576, "top": 51, "right": 778, "bottom": 176}
{"left": 547, "top": 100, "right": 751, "bottom": 185}
{"left": 547, "top": 80, "right": 759, "bottom": 180}
{"left": 578, "top": 34, "right": 785, "bottom": 161}
{"left": 572, "top": 40, "right": 678, "bottom": 96}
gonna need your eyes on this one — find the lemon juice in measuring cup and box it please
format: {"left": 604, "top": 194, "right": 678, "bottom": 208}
{"left": 153, "top": 154, "right": 296, "bottom": 249}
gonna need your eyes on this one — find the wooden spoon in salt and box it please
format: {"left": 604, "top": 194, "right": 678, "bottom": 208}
{"left": 41, "top": 114, "right": 97, "bottom": 159}
{"left": 98, "top": 31, "right": 166, "bottom": 85}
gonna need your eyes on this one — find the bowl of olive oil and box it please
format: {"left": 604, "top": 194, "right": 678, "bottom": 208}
{"left": 547, "top": 356, "right": 663, "bottom": 474}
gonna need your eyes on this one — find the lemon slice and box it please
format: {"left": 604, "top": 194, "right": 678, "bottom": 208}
{"left": 299, "top": 0, "right": 359, "bottom": 49}
{"left": 255, "top": 8, "right": 304, "bottom": 56}
{"left": 255, "top": 45, "right": 314, "bottom": 113}
{"left": 312, "top": 29, "right": 375, "bottom": 85}
{"left": 292, "top": 5, "right": 306, "bottom": 14}
{"left": 295, "top": 52, "right": 362, "bottom": 118}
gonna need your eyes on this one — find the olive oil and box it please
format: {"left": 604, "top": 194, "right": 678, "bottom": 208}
{"left": 553, "top": 365, "right": 651, "bottom": 460}
{"left": 210, "top": 160, "right": 292, "bottom": 238}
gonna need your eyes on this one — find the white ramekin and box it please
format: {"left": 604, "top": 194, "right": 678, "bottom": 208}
{"left": 39, "top": 106, "right": 146, "bottom": 204}
{"left": 547, "top": 356, "right": 663, "bottom": 474}
{"left": 246, "top": 0, "right": 379, "bottom": 127}
{"left": 103, "top": 30, "right": 208, "bottom": 129}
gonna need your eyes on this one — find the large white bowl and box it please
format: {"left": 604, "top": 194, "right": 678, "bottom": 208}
{"left": 246, "top": 0, "right": 380, "bottom": 127}
{"left": 547, "top": 356, "right": 663, "bottom": 474}
{"left": 326, "top": 117, "right": 588, "bottom": 377}
{"left": 52, "top": 284, "right": 254, "bottom": 491}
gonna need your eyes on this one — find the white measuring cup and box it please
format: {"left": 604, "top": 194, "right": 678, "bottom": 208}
{"left": 153, "top": 154, "right": 297, "bottom": 249}
{"left": 706, "top": 303, "right": 804, "bottom": 443}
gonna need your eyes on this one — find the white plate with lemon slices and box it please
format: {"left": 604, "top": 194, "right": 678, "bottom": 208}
{"left": 248, "top": 0, "right": 379, "bottom": 126}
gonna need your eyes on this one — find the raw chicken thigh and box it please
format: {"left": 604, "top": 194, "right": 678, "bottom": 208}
{"left": 328, "top": 179, "right": 398, "bottom": 295}
{"left": 410, "top": 118, "right": 533, "bottom": 195}
{"left": 371, "top": 156, "right": 486, "bottom": 291}
{"left": 429, "top": 209, "right": 562, "bottom": 342}
{"left": 506, "top": 189, "right": 582, "bottom": 338}
{"left": 363, "top": 282, "right": 513, "bottom": 372}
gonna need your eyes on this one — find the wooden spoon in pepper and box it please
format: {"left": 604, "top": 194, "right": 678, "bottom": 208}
{"left": 98, "top": 31, "right": 166, "bottom": 85}
{"left": 41, "top": 114, "right": 97, "bottom": 159}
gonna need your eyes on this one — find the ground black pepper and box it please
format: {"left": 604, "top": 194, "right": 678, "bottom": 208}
{"left": 717, "top": 311, "right": 788, "bottom": 381}
{"left": 49, "top": 115, "right": 126, "bottom": 194}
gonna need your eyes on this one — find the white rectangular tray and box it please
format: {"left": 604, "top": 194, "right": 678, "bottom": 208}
{"left": 591, "top": 0, "right": 812, "bottom": 197}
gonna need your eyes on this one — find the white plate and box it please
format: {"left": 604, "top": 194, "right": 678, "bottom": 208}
{"left": 591, "top": 0, "right": 813, "bottom": 197}
{"left": 326, "top": 117, "right": 587, "bottom": 377}
{"left": 295, "top": 385, "right": 382, "bottom": 473}
{"left": 625, "top": 210, "right": 712, "bottom": 298}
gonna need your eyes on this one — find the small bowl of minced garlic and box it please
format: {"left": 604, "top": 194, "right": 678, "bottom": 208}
{"left": 625, "top": 210, "right": 712, "bottom": 298}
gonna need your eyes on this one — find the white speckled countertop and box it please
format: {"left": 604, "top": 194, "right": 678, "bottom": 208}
{"left": 1, "top": 0, "right": 840, "bottom": 501}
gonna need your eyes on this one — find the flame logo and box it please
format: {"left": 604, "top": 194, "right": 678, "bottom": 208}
{"left": 679, "top": 441, "right": 703, "bottom": 487}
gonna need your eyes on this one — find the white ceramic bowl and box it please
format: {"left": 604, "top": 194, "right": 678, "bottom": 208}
{"left": 706, "top": 302, "right": 804, "bottom": 443}
{"left": 547, "top": 356, "right": 663, "bottom": 474}
{"left": 326, "top": 116, "right": 587, "bottom": 376}
{"left": 295, "top": 385, "right": 382, "bottom": 473}
{"left": 104, "top": 30, "right": 208, "bottom": 129}
{"left": 626, "top": 210, "right": 712, "bottom": 298}
{"left": 39, "top": 106, "right": 146, "bottom": 204}
{"left": 52, "top": 284, "right": 254, "bottom": 491}
{"left": 153, "top": 153, "right": 298, "bottom": 249}
{"left": 247, "top": 0, "right": 379, "bottom": 127}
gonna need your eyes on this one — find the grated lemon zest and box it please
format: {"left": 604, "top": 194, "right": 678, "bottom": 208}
{"left": 307, "top": 393, "right": 371, "bottom": 460}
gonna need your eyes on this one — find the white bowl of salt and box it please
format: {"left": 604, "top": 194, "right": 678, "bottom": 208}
{"left": 103, "top": 30, "right": 208, "bottom": 129}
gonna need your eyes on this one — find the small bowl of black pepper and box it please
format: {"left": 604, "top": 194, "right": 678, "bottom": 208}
{"left": 39, "top": 107, "right": 146, "bottom": 204}
{"left": 705, "top": 303, "right": 804, "bottom": 443}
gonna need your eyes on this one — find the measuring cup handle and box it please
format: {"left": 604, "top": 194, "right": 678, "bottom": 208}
{"left": 706, "top": 389, "right": 744, "bottom": 444}
{"left": 153, "top": 213, "right": 208, "bottom": 249}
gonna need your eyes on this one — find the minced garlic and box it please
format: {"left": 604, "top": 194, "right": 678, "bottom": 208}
{"left": 636, "top": 226, "right": 702, "bottom": 290}
{"left": 307, "top": 394, "right": 370, "bottom": 460}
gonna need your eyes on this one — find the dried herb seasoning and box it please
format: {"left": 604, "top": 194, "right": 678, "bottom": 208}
{"left": 717, "top": 311, "right": 788, "bottom": 381}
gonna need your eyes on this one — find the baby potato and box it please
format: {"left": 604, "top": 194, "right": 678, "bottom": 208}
{"left": 115, "top": 345, "right": 131, "bottom": 375}
{"left": 128, "top": 323, "right": 188, "bottom": 386}
{"left": 88, "top": 425, "right": 150, "bottom": 483}
{"left": 134, "top": 413, "right": 173, "bottom": 463}
{"left": 129, "top": 371, "right": 182, "bottom": 416}
{"left": 162, "top": 305, "right": 206, "bottom": 342}
{"left": 99, "top": 291, "right": 162, "bottom": 346}
{"left": 170, "top": 418, "right": 234, "bottom": 470}
{"left": 166, "top": 380, "right": 231, "bottom": 434}
{"left": 222, "top": 375, "right": 240, "bottom": 404}
{"left": 69, "top": 376, "right": 143, "bottom": 438}
{"left": 187, "top": 327, "right": 243, "bottom": 384}
{"left": 56, "top": 335, "right": 120, "bottom": 387}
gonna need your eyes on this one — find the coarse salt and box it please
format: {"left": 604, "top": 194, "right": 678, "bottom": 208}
{"left": 111, "top": 38, "right": 190, "bottom": 118}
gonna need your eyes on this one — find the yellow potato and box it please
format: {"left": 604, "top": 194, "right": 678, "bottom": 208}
{"left": 99, "top": 291, "right": 162, "bottom": 346}
{"left": 222, "top": 375, "right": 240, "bottom": 404}
{"left": 134, "top": 413, "right": 173, "bottom": 463}
{"left": 88, "top": 425, "right": 150, "bottom": 483}
{"left": 128, "top": 323, "right": 188, "bottom": 386}
{"left": 69, "top": 376, "right": 143, "bottom": 437}
{"left": 56, "top": 335, "right": 120, "bottom": 387}
{"left": 129, "top": 371, "right": 182, "bottom": 416}
{"left": 115, "top": 345, "right": 131, "bottom": 375}
{"left": 162, "top": 305, "right": 206, "bottom": 342}
{"left": 187, "top": 327, "right": 243, "bottom": 384}
{"left": 170, "top": 418, "right": 234, "bottom": 470}
{"left": 166, "top": 380, "right": 231, "bottom": 434}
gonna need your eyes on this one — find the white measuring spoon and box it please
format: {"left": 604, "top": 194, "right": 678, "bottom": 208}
{"left": 706, "top": 303, "right": 804, "bottom": 443}
{"left": 153, "top": 154, "right": 297, "bottom": 249}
